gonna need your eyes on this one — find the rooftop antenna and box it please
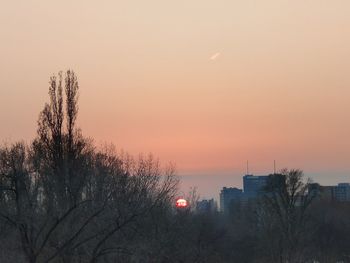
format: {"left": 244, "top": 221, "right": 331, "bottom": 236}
{"left": 246, "top": 160, "right": 249, "bottom": 175}
{"left": 273, "top": 160, "right": 276, "bottom": 174}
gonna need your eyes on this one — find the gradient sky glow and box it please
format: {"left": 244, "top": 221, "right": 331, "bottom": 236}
{"left": 1, "top": 0, "right": 350, "bottom": 199}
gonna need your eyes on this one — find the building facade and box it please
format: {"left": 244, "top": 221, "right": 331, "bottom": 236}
{"left": 243, "top": 175, "right": 269, "bottom": 199}
{"left": 220, "top": 187, "right": 242, "bottom": 213}
{"left": 196, "top": 199, "right": 217, "bottom": 213}
{"left": 308, "top": 182, "right": 350, "bottom": 202}
{"left": 333, "top": 183, "right": 350, "bottom": 202}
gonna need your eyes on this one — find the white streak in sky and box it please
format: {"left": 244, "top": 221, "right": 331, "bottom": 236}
{"left": 210, "top": 52, "right": 221, "bottom": 61}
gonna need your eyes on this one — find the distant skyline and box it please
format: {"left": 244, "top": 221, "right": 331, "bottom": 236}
{"left": 1, "top": 1, "right": 350, "bottom": 199}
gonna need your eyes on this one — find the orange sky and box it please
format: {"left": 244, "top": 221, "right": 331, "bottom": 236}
{"left": 1, "top": 1, "right": 350, "bottom": 198}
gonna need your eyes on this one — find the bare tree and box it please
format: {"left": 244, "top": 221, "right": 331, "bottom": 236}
{"left": 0, "top": 70, "right": 180, "bottom": 263}
{"left": 260, "top": 169, "right": 314, "bottom": 263}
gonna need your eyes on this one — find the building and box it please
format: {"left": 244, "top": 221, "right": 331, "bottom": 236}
{"left": 220, "top": 187, "right": 242, "bottom": 213}
{"left": 196, "top": 199, "right": 217, "bottom": 213}
{"left": 308, "top": 182, "right": 350, "bottom": 202}
{"left": 333, "top": 183, "right": 350, "bottom": 202}
{"left": 243, "top": 174, "right": 269, "bottom": 199}
{"left": 220, "top": 174, "right": 271, "bottom": 213}
{"left": 308, "top": 183, "right": 334, "bottom": 202}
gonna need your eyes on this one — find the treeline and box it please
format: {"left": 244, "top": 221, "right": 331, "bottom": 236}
{"left": 0, "top": 71, "right": 349, "bottom": 263}
{"left": 0, "top": 71, "right": 179, "bottom": 263}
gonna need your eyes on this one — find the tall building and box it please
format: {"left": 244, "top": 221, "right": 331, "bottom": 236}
{"left": 243, "top": 175, "right": 269, "bottom": 199}
{"left": 220, "top": 187, "right": 242, "bottom": 213}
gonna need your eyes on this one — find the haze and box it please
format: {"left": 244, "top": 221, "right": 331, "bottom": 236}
{"left": 1, "top": 0, "right": 350, "bottom": 199}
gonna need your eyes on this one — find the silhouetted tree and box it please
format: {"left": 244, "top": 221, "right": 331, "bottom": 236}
{"left": 260, "top": 169, "right": 314, "bottom": 263}
{"left": 0, "top": 70, "right": 179, "bottom": 263}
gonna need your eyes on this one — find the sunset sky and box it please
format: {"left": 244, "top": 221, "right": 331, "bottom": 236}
{"left": 1, "top": 1, "right": 350, "bottom": 199}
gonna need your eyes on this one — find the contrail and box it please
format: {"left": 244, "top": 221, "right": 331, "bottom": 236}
{"left": 210, "top": 52, "right": 221, "bottom": 61}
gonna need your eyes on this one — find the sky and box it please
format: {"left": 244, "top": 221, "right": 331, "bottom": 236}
{"left": 1, "top": 0, "right": 350, "bottom": 200}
